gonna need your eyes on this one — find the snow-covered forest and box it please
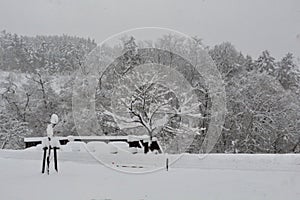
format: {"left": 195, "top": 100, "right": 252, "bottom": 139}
{"left": 0, "top": 30, "right": 300, "bottom": 153}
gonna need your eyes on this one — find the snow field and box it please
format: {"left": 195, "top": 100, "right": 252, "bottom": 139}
{"left": 0, "top": 154, "right": 299, "bottom": 200}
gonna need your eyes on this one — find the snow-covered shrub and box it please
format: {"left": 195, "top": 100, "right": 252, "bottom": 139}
{"left": 0, "top": 110, "right": 32, "bottom": 149}
{"left": 67, "top": 135, "right": 74, "bottom": 142}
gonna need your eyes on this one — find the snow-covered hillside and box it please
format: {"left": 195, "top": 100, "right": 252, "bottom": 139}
{"left": 0, "top": 150, "right": 299, "bottom": 200}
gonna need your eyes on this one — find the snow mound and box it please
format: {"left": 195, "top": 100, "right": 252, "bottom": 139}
{"left": 66, "top": 141, "right": 88, "bottom": 152}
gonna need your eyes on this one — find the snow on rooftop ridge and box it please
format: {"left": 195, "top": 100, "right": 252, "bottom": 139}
{"left": 24, "top": 135, "right": 150, "bottom": 142}
{"left": 24, "top": 136, "right": 66, "bottom": 142}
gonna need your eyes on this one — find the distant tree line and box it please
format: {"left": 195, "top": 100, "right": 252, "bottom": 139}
{"left": 0, "top": 31, "right": 299, "bottom": 153}
{"left": 0, "top": 30, "right": 96, "bottom": 74}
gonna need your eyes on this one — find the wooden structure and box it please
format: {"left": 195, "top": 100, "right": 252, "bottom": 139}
{"left": 24, "top": 136, "right": 129, "bottom": 148}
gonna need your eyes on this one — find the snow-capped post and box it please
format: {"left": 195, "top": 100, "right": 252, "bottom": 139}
{"left": 41, "top": 114, "right": 59, "bottom": 174}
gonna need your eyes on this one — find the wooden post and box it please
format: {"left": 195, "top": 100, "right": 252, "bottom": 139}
{"left": 53, "top": 147, "right": 58, "bottom": 172}
{"left": 46, "top": 146, "right": 51, "bottom": 175}
{"left": 41, "top": 146, "right": 48, "bottom": 173}
{"left": 166, "top": 158, "right": 169, "bottom": 171}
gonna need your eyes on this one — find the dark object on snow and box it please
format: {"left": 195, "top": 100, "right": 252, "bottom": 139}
{"left": 149, "top": 141, "right": 162, "bottom": 153}
{"left": 41, "top": 137, "right": 59, "bottom": 174}
{"left": 166, "top": 158, "right": 169, "bottom": 171}
{"left": 42, "top": 145, "right": 59, "bottom": 174}
{"left": 142, "top": 141, "right": 149, "bottom": 153}
{"left": 41, "top": 146, "right": 48, "bottom": 174}
{"left": 46, "top": 145, "right": 51, "bottom": 175}
{"left": 53, "top": 147, "right": 58, "bottom": 172}
{"left": 25, "top": 136, "right": 128, "bottom": 148}
{"left": 128, "top": 140, "right": 141, "bottom": 148}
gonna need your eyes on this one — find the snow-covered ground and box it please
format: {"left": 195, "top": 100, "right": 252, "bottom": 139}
{"left": 0, "top": 150, "right": 299, "bottom": 200}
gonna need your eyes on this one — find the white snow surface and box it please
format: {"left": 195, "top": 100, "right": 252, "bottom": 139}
{"left": 0, "top": 150, "right": 299, "bottom": 200}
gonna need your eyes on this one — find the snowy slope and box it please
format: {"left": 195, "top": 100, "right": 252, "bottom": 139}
{"left": 0, "top": 150, "right": 300, "bottom": 200}
{"left": 0, "top": 149, "right": 300, "bottom": 171}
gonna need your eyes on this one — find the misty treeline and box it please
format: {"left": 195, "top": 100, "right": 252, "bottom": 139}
{"left": 0, "top": 30, "right": 299, "bottom": 153}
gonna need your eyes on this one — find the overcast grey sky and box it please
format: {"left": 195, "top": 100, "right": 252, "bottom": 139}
{"left": 0, "top": 0, "right": 299, "bottom": 59}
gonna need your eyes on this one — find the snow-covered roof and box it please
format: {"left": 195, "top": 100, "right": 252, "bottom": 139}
{"left": 24, "top": 135, "right": 150, "bottom": 143}
{"left": 24, "top": 137, "right": 66, "bottom": 142}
